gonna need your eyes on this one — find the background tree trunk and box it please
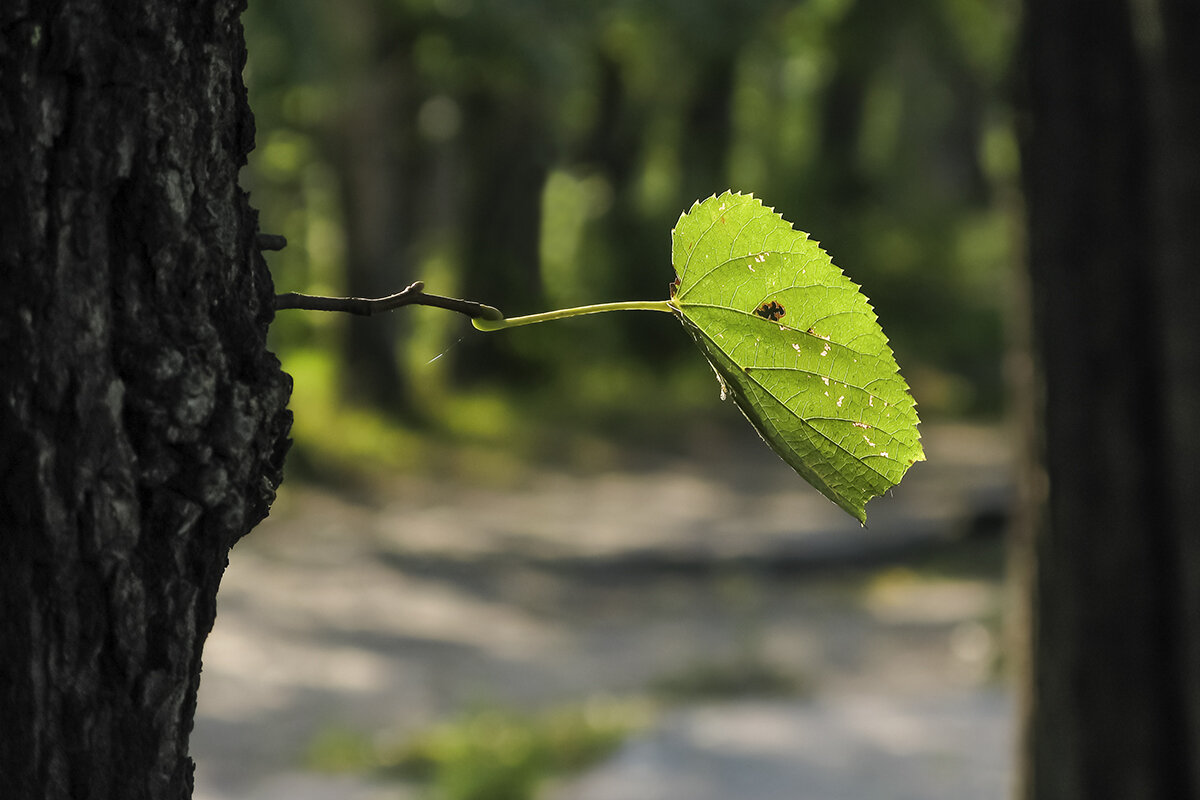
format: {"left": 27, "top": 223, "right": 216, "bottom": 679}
{"left": 327, "top": 0, "right": 418, "bottom": 416}
{"left": 334, "top": 69, "right": 415, "bottom": 414}
{"left": 0, "top": 2, "right": 292, "bottom": 798}
{"left": 1015, "top": 0, "right": 1200, "bottom": 797}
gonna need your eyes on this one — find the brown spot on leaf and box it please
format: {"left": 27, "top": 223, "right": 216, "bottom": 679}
{"left": 754, "top": 300, "right": 786, "bottom": 321}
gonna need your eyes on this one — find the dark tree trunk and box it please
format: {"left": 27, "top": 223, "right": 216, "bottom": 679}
{"left": 0, "top": 2, "right": 292, "bottom": 798}
{"left": 575, "top": 51, "right": 676, "bottom": 360}
{"left": 1015, "top": 0, "right": 1200, "bottom": 797}
{"left": 452, "top": 91, "right": 549, "bottom": 381}
{"left": 463, "top": 94, "right": 548, "bottom": 310}
{"left": 333, "top": 69, "right": 415, "bottom": 415}
{"left": 814, "top": 0, "right": 901, "bottom": 209}
{"left": 678, "top": 53, "right": 737, "bottom": 208}
{"left": 326, "top": 0, "right": 419, "bottom": 415}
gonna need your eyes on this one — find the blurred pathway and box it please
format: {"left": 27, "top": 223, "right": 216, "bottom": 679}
{"left": 549, "top": 690, "right": 1011, "bottom": 800}
{"left": 192, "top": 423, "right": 1014, "bottom": 800}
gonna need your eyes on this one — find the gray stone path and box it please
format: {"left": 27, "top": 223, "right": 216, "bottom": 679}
{"left": 549, "top": 691, "right": 1012, "bottom": 800}
{"left": 192, "top": 423, "right": 1014, "bottom": 800}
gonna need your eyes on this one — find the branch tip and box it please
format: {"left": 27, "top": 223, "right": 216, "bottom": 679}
{"left": 256, "top": 233, "right": 288, "bottom": 251}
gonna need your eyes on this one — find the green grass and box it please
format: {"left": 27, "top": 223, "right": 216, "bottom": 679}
{"left": 307, "top": 699, "right": 653, "bottom": 800}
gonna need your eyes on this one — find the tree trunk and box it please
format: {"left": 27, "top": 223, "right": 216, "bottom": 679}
{"left": 0, "top": 2, "right": 292, "bottom": 798}
{"left": 452, "top": 90, "right": 550, "bottom": 381}
{"left": 678, "top": 53, "right": 737, "bottom": 209}
{"left": 333, "top": 68, "right": 415, "bottom": 415}
{"left": 1015, "top": 0, "right": 1200, "bottom": 797}
{"left": 327, "top": 0, "right": 418, "bottom": 415}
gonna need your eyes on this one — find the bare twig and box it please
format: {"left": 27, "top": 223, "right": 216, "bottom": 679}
{"left": 256, "top": 233, "right": 288, "bottom": 251}
{"left": 274, "top": 281, "right": 504, "bottom": 321}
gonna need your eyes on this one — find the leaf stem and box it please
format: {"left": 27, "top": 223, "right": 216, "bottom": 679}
{"left": 471, "top": 300, "right": 676, "bottom": 331}
{"left": 274, "top": 282, "right": 674, "bottom": 331}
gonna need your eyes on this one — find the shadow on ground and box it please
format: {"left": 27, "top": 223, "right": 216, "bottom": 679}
{"left": 193, "top": 423, "right": 1014, "bottom": 800}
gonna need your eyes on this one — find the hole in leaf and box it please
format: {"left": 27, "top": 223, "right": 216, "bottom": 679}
{"left": 754, "top": 301, "right": 786, "bottom": 321}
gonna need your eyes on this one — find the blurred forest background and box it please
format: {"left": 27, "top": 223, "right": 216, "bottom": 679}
{"left": 194, "top": 4, "right": 1025, "bottom": 796}
{"left": 244, "top": 0, "right": 1018, "bottom": 476}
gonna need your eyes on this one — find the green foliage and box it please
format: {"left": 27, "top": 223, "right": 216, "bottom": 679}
{"left": 282, "top": 347, "right": 425, "bottom": 477}
{"left": 307, "top": 701, "right": 652, "bottom": 800}
{"left": 247, "top": 0, "right": 1018, "bottom": 423}
{"left": 669, "top": 192, "right": 924, "bottom": 523}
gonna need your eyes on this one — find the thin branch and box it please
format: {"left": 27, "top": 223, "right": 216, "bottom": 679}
{"left": 256, "top": 233, "right": 288, "bottom": 251}
{"left": 274, "top": 281, "right": 504, "bottom": 321}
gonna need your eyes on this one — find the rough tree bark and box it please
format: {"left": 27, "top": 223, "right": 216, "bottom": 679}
{"left": 1015, "top": 0, "right": 1200, "bottom": 797}
{"left": 0, "top": 2, "right": 292, "bottom": 798}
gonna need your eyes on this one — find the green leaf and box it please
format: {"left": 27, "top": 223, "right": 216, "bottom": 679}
{"left": 668, "top": 191, "right": 924, "bottom": 523}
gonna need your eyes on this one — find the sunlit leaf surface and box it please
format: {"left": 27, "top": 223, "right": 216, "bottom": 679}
{"left": 669, "top": 192, "right": 924, "bottom": 523}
